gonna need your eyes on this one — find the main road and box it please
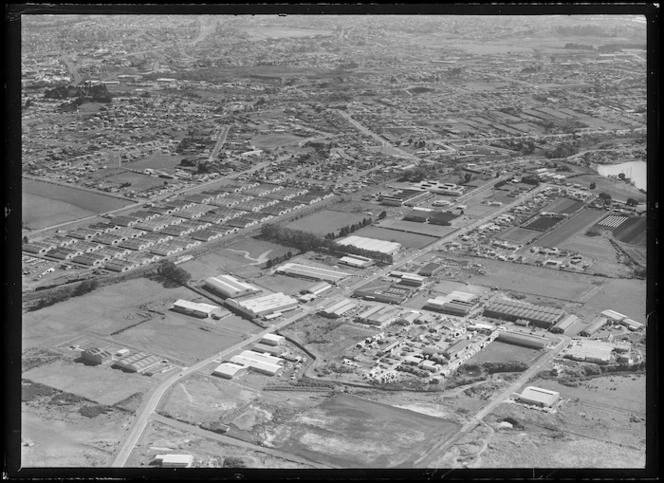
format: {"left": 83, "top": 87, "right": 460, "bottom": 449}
{"left": 110, "top": 180, "right": 550, "bottom": 467}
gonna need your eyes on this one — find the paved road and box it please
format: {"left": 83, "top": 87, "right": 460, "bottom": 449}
{"left": 151, "top": 414, "right": 333, "bottom": 468}
{"left": 409, "top": 336, "right": 571, "bottom": 468}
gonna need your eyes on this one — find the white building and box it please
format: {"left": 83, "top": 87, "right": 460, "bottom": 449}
{"left": 204, "top": 274, "right": 260, "bottom": 299}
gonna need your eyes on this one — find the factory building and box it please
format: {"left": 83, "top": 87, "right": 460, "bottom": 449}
{"left": 212, "top": 362, "right": 249, "bottom": 380}
{"left": 338, "top": 254, "right": 374, "bottom": 268}
{"left": 564, "top": 340, "right": 614, "bottom": 364}
{"left": 153, "top": 454, "right": 194, "bottom": 468}
{"left": 355, "top": 305, "right": 401, "bottom": 328}
{"left": 336, "top": 235, "right": 402, "bottom": 256}
{"left": 80, "top": 348, "right": 113, "bottom": 365}
{"left": 483, "top": 298, "right": 565, "bottom": 328}
{"left": 229, "top": 350, "right": 284, "bottom": 376}
{"left": 114, "top": 352, "right": 162, "bottom": 373}
{"left": 171, "top": 299, "right": 223, "bottom": 319}
{"left": 390, "top": 271, "right": 427, "bottom": 287}
{"left": 517, "top": 386, "right": 560, "bottom": 408}
{"left": 426, "top": 290, "right": 479, "bottom": 316}
{"left": 550, "top": 314, "right": 578, "bottom": 334}
{"left": 276, "top": 262, "right": 349, "bottom": 283}
{"left": 203, "top": 274, "right": 260, "bottom": 299}
{"left": 419, "top": 262, "right": 444, "bottom": 277}
{"left": 225, "top": 292, "right": 298, "bottom": 319}
{"left": 353, "top": 283, "right": 414, "bottom": 305}
{"left": 303, "top": 282, "right": 333, "bottom": 296}
{"left": 261, "top": 333, "right": 285, "bottom": 346}
{"left": 250, "top": 343, "right": 283, "bottom": 356}
{"left": 319, "top": 298, "right": 357, "bottom": 318}
{"left": 580, "top": 317, "right": 608, "bottom": 337}
{"left": 443, "top": 338, "right": 472, "bottom": 359}
{"left": 496, "top": 330, "right": 549, "bottom": 349}
{"left": 620, "top": 318, "right": 644, "bottom": 331}
{"left": 601, "top": 309, "right": 628, "bottom": 322}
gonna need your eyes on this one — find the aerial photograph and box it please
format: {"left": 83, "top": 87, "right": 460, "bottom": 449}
{"left": 13, "top": 7, "right": 654, "bottom": 476}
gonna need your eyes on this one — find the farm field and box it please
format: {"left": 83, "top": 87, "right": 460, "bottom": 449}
{"left": 23, "top": 358, "right": 155, "bottom": 406}
{"left": 462, "top": 257, "right": 593, "bottom": 302}
{"left": 376, "top": 219, "right": 459, "bottom": 238}
{"left": 351, "top": 226, "right": 438, "bottom": 250}
{"left": 109, "top": 311, "right": 258, "bottom": 365}
{"left": 263, "top": 394, "right": 461, "bottom": 468}
{"left": 465, "top": 340, "right": 542, "bottom": 366}
{"left": 498, "top": 226, "right": 540, "bottom": 244}
{"left": 22, "top": 278, "right": 194, "bottom": 351}
{"left": 22, "top": 178, "right": 135, "bottom": 230}
{"left": 536, "top": 208, "right": 607, "bottom": 248}
{"left": 522, "top": 214, "right": 564, "bottom": 232}
{"left": 613, "top": 216, "right": 647, "bottom": 246}
{"left": 581, "top": 278, "right": 646, "bottom": 321}
{"left": 541, "top": 197, "right": 585, "bottom": 215}
{"left": 285, "top": 210, "right": 369, "bottom": 236}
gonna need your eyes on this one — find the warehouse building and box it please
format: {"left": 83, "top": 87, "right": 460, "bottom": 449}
{"left": 419, "top": 261, "right": 444, "bottom": 277}
{"left": 620, "top": 318, "right": 644, "bottom": 331}
{"left": 153, "top": 454, "right": 194, "bottom": 468}
{"left": 443, "top": 338, "right": 473, "bottom": 359}
{"left": 261, "top": 333, "right": 285, "bottom": 346}
{"left": 353, "top": 283, "right": 414, "bottom": 305}
{"left": 580, "top": 317, "right": 608, "bottom": 337}
{"left": 80, "top": 347, "right": 113, "bottom": 365}
{"left": 225, "top": 292, "right": 298, "bottom": 319}
{"left": 517, "top": 386, "right": 560, "bottom": 408}
{"left": 484, "top": 298, "right": 565, "bottom": 328}
{"left": 212, "top": 362, "right": 249, "bottom": 380}
{"left": 496, "top": 330, "right": 550, "bottom": 349}
{"left": 338, "top": 254, "right": 374, "bottom": 268}
{"left": 336, "top": 235, "right": 402, "bottom": 256}
{"left": 171, "top": 299, "right": 223, "bottom": 319}
{"left": 601, "top": 309, "right": 628, "bottom": 322}
{"left": 355, "top": 305, "right": 401, "bottom": 328}
{"left": 229, "top": 350, "right": 284, "bottom": 376}
{"left": 564, "top": 340, "right": 613, "bottom": 364}
{"left": 203, "top": 274, "right": 260, "bottom": 299}
{"left": 113, "top": 352, "right": 162, "bottom": 373}
{"left": 550, "top": 314, "right": 578, "bottom": 334}
{"left": 251, "top": 343, "right": 284, "bottom": 356}
{"left": 304, "top": 282, "right": 332, "bottom": 296}
{"left": 105, "top": 259, "right": 139, "bottom": 272}
{"left": 276, "top": 262, "right": 349, "bottom": 283}
{"left": 319, "top": 298, "right": 357, "bottom": 318}
{"left": 390, "top": 271, "right": 427, "bottom": 287}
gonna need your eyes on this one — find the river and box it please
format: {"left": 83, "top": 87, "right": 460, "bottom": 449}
{"left": 596, "top": 161, "right": 647, "bottom": 191}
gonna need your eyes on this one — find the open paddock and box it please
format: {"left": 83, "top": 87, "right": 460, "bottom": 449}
{"left": 573, "top": 174, "right": 646, "bottom": 204}
{"left": 465, "top": 340, "right": 543, "bottom": 366}
{"left": 537, "top": 208, "right": 608, "bottom": 248}
{"left": 127, "top": 154, "right": 187, "bottom": 170}
{"left": 22, "top": 178, "right": 135, "bottom": 230}
{"left": 267, "top": 394, "right": 461, "bottom": 468}
{"left": 542, "top": 197, "right": 585, "bottom": 215}
{"left": 180, "top": 249, "right": 263, "bottom": 280}
{"left": 352, "top": 226, "right": 438, "bottom": 250}
{"left": 498, "top": 227, "right": 540, "bottom": 244}
{"left": 522, "top": 214, "right": 565, "bottom": 232}
{"left": 251, "top": 133, "right": 305, "bottom": 150}
{"left": 612, "top": 217, "right": 646, "bottom": 246}
{"left": 22, "top": 278, "right": 194, "bottom": 351}
{"left": 227, "top": 238, "right": 293, "bottom": 261}
{"left": 581, "top": 278, "right": 646, "bottom": 321}
{"left": 253, "top": 272, "right": 315, "bottom": 296}
{"left": 285, "top": 210, "right": 369, "bottom": 236}
{"left": 22, "top": 358, "right": 154, "bottom": 406}
{"left": 376, "top": 219, "right": 458, "bottom": 238}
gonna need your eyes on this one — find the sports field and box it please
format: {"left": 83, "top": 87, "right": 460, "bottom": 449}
{"left": 22, "top": 179, "right": 135, "bottom": 230}
{"left": 536, "top": 209, "right": 607, "bottom": 248}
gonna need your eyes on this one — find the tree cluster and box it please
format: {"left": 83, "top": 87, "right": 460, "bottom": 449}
{"left": 152, "top": 260, "right": 191, "bottom": 288}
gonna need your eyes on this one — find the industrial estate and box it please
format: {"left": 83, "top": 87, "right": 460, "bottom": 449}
{"left": 18, "top": 12, "right": 649, "bottom": 472}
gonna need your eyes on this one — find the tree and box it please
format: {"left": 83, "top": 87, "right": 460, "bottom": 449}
{"left": 626, "top": 198, "right": 638, "bottom": 207}
{"left": 589, "top": 182, "right": 596, "bottom": 190}
{"left": 464, "top": 173, "right": 473, "bottom": 184}
{"left": 157, "top": 261, "right": 191, "bottom": 287}
{"left": 23, "top": 236, "right": 29, "bottom": 244}
{"left": 618, "top": 173, "right": 626, "bottom": 181}
{"left": 378, "top": 211, "right": 387, "bottom": 220}
{"left": 598, "top": 192, "right": 612, "bottom": 202}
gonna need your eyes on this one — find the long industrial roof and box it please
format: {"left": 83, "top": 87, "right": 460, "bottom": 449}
{"left": 277, "top": 262, "right": 349, "bottom": 282}
{"left": 337, "top": 235, "right": 402, "bottom": 255}
{"left": 205, "top": 275, "right": 259, "bottom": 296}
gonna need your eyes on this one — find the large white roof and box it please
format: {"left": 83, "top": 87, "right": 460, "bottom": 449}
{"left": 337, "top": 235, "right": 402, "bottom": 255}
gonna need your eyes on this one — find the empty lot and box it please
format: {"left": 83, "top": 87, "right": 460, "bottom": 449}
{"left": 537, "top": 208, "right": 607, "bottom": 248}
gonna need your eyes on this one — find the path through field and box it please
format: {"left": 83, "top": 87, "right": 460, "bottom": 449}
{"left": 225, "top": 249, "right": 273, "bottom": 265}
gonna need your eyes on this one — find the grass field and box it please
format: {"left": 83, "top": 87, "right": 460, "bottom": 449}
{"left": 465, "top": 340, "right": 542, "bottom": 366}
{"left": 23, "top": 358, "right": 154, "bottom": 406}
{"left": 498, "top": 226, "right": 540, "bottom": 244}
{"left": 581, "top": 278, "right": 646, "bottom": 321}
{"left": 613, "top": 217, "right": 646, "bottom": 246}
{"left": 536, "top": 208, "right": 606, "bottom": 248}
{"left": 269, "top": 394, "right": 461, "bottom": 468}
{"left": 241, "top": 26, "right": 333, "bottom": 39}
{"left": 127, "top": 154, "right": 186, "bottom": 170}
{"left": 376, "top": 219, "right": 458, "bottom": 238}
{"left": 542, "top": 197, "right": 585, "bottom": 215}
{"left": 22, "top": 178, "right": 135, "bottom": 230}
{"left": 573, "top": 174, "right": 646, "bottom": 204}
{"left": 522, "top": 214, "right": 564, "bottom": 232}
{"left": 252, "top": 273, "right": 314, "bottom": 295}
{"left": 352, "top": 226, "right": 438, "bottom": 250}
{"left": 251, "top": 133, "right": 304, "bottom": 150}
{"left": 285, "top": 210, "right": 369, "bottom": 236}
{"left": 22, "top": 278, "right": 194, "bottom": 351}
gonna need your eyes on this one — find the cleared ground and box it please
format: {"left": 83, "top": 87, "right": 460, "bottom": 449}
{"left": 465, "top": 340, "right": 542, "bottom": 366}
{"left": 536, "top": 208, "right": 607, "bottom": 248}
{"left": 22, "top": 178, "right": 134, "bottom": 230}
{"left": 541, "top": 197, "right": 585, "bottom": 215}
{"left": 498, "top": 226, "right": 540, "bottom": 244}
{"left": 581, "top": 278, "right": 647, "bottom": 321}
{"left": 522, "top": 214, "right": 564, "bottom": 232}
{"left": 285, "top": 210, "right": 369, "bottom": 236}
{"left": 352, "top": 226, "right": 438, "bottom": 250}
